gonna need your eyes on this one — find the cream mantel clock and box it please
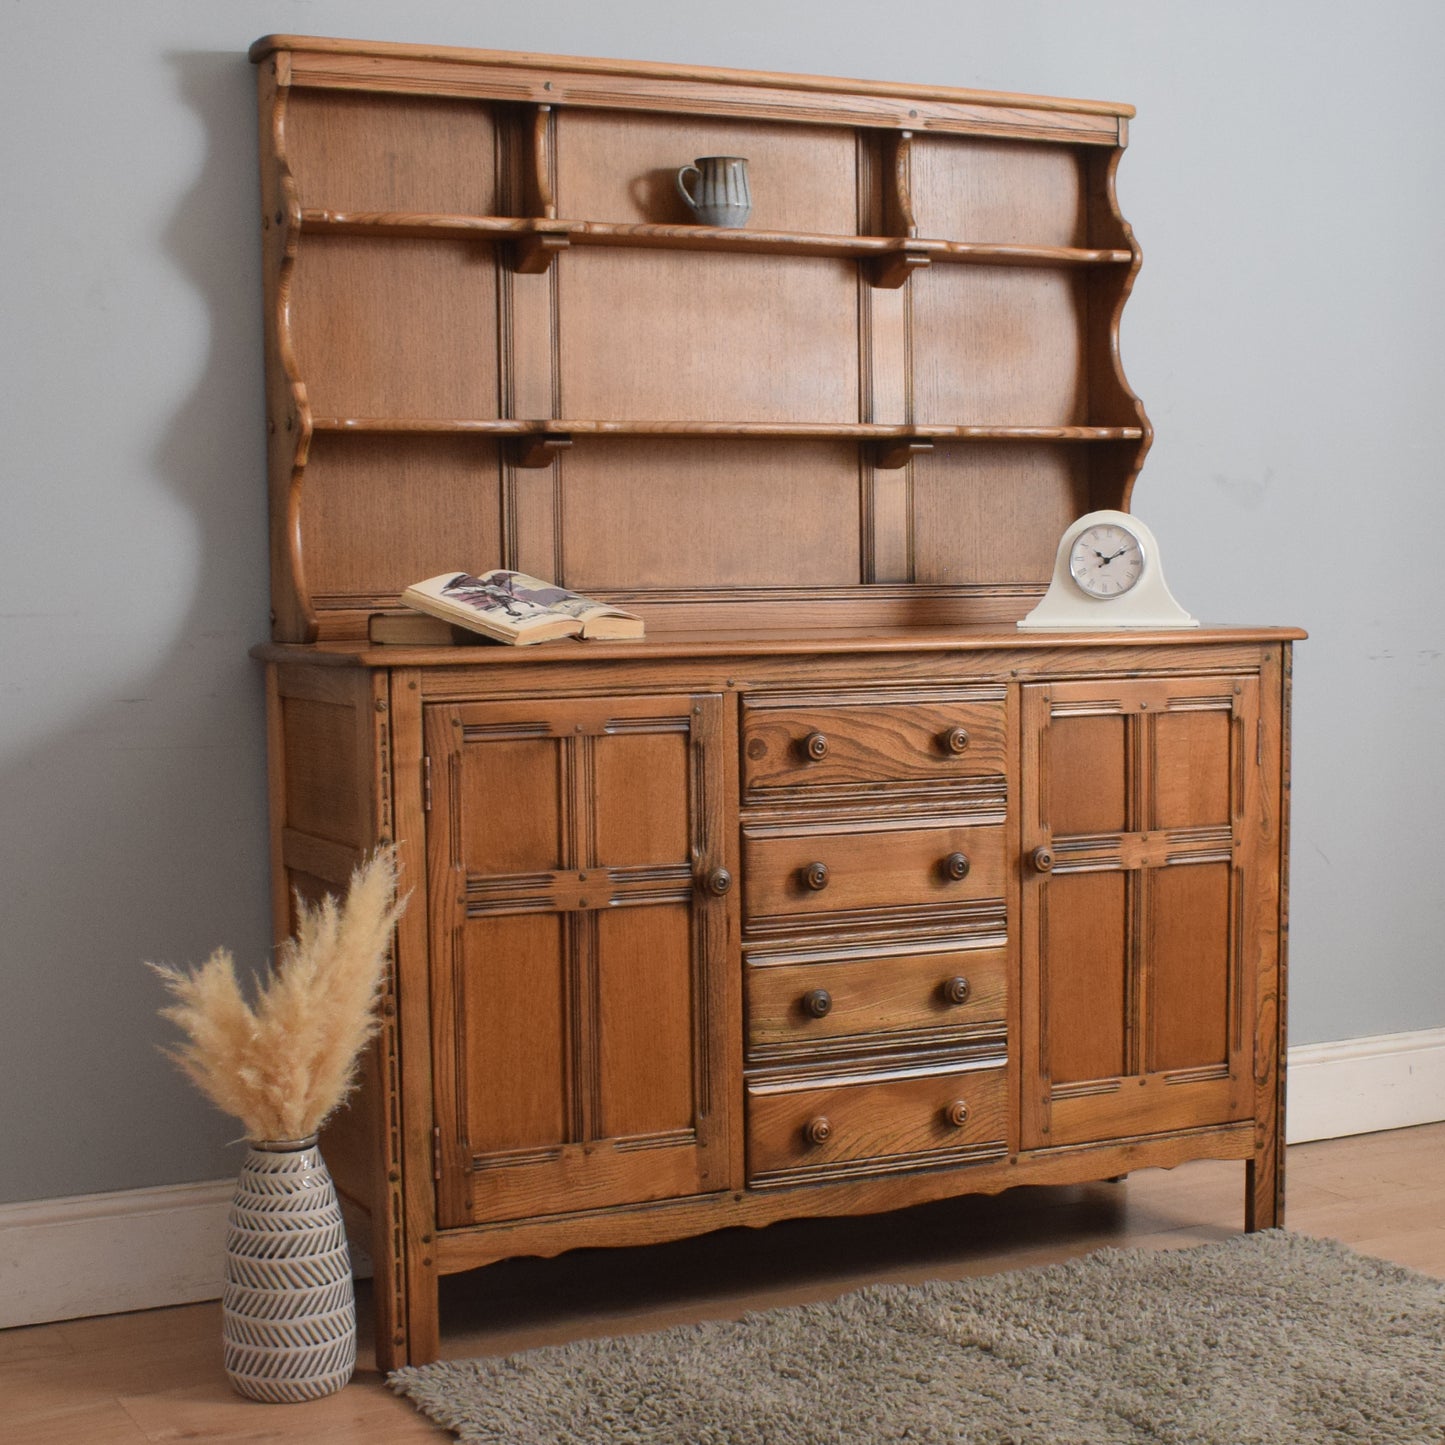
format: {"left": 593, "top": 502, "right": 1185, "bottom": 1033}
{"left": 1018, "top": 510, "right": 1198, "bottom": 630}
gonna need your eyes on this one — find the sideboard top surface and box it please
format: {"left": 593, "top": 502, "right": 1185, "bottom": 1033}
{"left": 252, "top": 623, "right": 1307, "bottom": 671}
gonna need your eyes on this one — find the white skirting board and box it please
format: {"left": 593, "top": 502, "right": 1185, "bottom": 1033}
{"left": 3, "top": 1028, "right": 1442, "bottom": 1331}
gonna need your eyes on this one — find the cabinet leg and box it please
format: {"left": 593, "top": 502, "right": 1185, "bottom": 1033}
{"left": 405, "top": 1255, "right": 441, "bottom": 1367}
{"left": 1245, "top": 1146, "right": 1285, "bottom": 1231}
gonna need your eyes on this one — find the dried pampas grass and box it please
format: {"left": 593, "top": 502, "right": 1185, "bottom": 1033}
{"left": 150, "top": 846, "right": 407, "bottom": 1142}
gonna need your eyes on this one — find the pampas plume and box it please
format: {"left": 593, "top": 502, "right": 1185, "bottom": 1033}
{"left": 150, "top": 846, "right": 406, "bottom": 1142}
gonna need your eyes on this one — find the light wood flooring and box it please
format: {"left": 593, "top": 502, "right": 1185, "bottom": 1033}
{"left": 5, "top": 1123, "right": 1443, "bottom": 1443}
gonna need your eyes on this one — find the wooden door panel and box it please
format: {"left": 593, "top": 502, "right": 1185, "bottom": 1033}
{"left": 1149, "top": 861, "right": 1232, "bottom": 1073}
{"left": 1152, "top": 709, "right": 1232, "bottom": 829}
{"left": 427, "top": 693, "right": 732, "bottom": 1227}
{"left": 592, "top": 727, "right": 691, "bottom": 867}
{"left": 457, "top": 736, "right": 565, "bottom": 874}
{"left": 1045, "top": 712, "right": 1126, "bottom": 835}
{"left": 596, "top": 903, "right": 697, "bottom": 1139}
{"left": 1041, "top": 870, "right": 1127, "bottom": 1086}
{"left": 1022, "top": 675, "right": 1260, "bottom": 1149}
{"left": 458, "top": 912, "right": 568, "bottom": 1153}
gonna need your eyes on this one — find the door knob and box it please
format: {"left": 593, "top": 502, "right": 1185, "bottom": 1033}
{"left": 1030, "top": 845, "right": 1055, "bottom": 873}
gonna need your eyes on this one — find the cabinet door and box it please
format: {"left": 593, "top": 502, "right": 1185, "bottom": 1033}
{"left": 425, "top": 693, "right": 733, "bottom": 1227}
{"left": 1020, "top": 675, "right": 1263, "bottom": 1148}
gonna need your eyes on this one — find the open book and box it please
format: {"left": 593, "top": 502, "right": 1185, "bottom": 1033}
{"left": 389, "top": 570, "right": 644, "bottom": 646}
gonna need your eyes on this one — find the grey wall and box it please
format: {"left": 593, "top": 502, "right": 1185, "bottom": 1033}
{"left": 3, "top": 0, "right": 1441, "bottom": 1205}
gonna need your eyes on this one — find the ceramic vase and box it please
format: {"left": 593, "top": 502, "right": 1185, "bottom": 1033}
{"left": 222, "top": 1136, "right": 356, "bottom": 1402}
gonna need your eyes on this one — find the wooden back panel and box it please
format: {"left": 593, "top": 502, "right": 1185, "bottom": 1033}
{"left": 254, "top": 38, "right": 1147, "bottom": 641}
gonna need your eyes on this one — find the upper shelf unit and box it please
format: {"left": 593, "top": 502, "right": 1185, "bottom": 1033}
{"left": 252, "top": 37, "right": 1152, "bottom": 643}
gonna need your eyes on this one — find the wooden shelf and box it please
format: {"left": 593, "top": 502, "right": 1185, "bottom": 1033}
{"left": 308, "top": 417, "right": 1145, "bottom": 441}
{"left": 297, "top": 210, "right": 1133, "bottom": 270}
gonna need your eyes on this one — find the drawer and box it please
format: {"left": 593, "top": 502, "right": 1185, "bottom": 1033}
{"left": 746, "top": 1063, "right": 1008, "bottom": 1185}
{"left": 742, "top": 693, "right": 1007, "bottom": 793}
{"left": 743, "top": 821, "right": 1006, "bottom": 921}
{"left": 747, "top": 946, "right": 1007, "bottom": 1050}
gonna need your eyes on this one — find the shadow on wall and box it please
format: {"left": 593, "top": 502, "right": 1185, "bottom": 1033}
{"left": 0, "top": 51, "right": 277, "bottom": 1204}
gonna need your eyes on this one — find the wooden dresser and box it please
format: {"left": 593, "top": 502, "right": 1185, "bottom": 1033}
{"left": 248, "top": 35, "right": 1301, "bottom": 1367}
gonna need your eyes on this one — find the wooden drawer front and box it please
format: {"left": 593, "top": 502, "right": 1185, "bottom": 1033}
{"left": 743, "top": 696, "right": 1007, "bottom": 792}
{"left": 747, "top": 1065, "right": 1008, "bottom": 1186}
{"left": 744, "top": 822, "right": 1005, "bottom": 921}
{"left": 748, "top": 947, "right": 1007, "bottom": 1049}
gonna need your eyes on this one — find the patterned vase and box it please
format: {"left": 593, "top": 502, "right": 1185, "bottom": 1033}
{"left": 222, "top": 1136, "right": 356, "bottom": 1402}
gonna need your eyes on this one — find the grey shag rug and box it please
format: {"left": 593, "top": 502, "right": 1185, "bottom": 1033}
{"left": 389, "top": 1231, "right": 1445, "bottom": 1443}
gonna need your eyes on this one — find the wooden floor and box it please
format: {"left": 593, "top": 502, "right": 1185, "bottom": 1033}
{"left": 5, "top": 1123, "right": 1443, "bottom": 1443}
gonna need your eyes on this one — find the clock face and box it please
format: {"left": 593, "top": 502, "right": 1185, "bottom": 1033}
{"left": 1068, "top": 522, "right": 1145, "bottom": 599}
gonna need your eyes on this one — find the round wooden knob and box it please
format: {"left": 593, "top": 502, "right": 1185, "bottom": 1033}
{"left": 801, "top": 988, "right": 833, "bottom": 1018}
{"left": 1030, "top": 845, "right": 1055, "bottom": 873}
{"left": 804, "top": 1116, "right": 832, "bottom": 1146}
{"left": 705, "top": 866, "right": 733, "bottom": 896}
{"left": 943, "top": 851, "right": 970, "bottom": 881}
{"left": 944, "top": 1100, "right": 970, "bottom": 1128}
{"left": 802, "top": 861, "right": 830, "bottom": 891}
{"left": 803, "top": 731, "right": 830, "bottom": 761}
{"left": 941, "top": 726, "right": 971, "bottom": 755}
{"left": 942, "top": 976, "right": 971, "bottom": 1006}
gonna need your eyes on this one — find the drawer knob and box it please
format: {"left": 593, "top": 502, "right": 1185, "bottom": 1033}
{"left": 704, "top": 866, "right": 733, "bottom": 896}
{"left": 804, "top": 1115, "right": 833, "bottom": 1147}
{"left": 942, "top": 975, "right": 971, "bottom": 1006}
{"left": 801, "top": 987, "right": 833, "bottom": 1019}
{"left": 944, "top": 1100, "right": 970, "bottom": 1129}
{"left": 802, "top": 731, "right": 830, "bottom": 761}
{"left": 942, "top": 726, "right": 971, "bottom": 755}
{"left": 801, "top": 861, "right": 830, "bottom": 891}
{"left": 1030, "top": 845, "right": 1055, "bottom": 874}
{"left": 942, "top": 851, "right": 970, "bottom": 881}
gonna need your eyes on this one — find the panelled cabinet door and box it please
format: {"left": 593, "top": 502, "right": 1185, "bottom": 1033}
{"left": 424, "top": 693, "right": 733, "bottom": 1228}
{"left": 1020, "top": 674, "right": 1265, "bottom": 1149}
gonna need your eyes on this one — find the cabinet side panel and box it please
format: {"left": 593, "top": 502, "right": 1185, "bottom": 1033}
{"left": 281, "top": 699, "right": 360, "bottom": 846}
{"left": 1043, "top": 870, "right": 1126, "bottom": 1084}
{"left": 596, "top": 904, "right": 697, "bottom": 1136}
{"left": 1149, "top": 862, "right": 1231, "bottom": 1072}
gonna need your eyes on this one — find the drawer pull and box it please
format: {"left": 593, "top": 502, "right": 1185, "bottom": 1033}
{"left": 801, "top": 861, "right": 831, "bottom": 891}
{"left": 801, "top": 988, "right": 833, "bottom": 1018}
{"left": 942, "top": 975, "right": 971, "bottom": 1006}
{"left": 804, "top": 1115, "right": 833, "bottom": 1147}
{"left": 1030, "top": 845, "right": 1055, "bottom": 874}
{"left": 944, "top": 1100, "right": 970, "bottom": 1128}
{"left": 942, "top": 851, "right": 970, "bottom": 881}
{"left": 941, "top": 726, "right": 971, "bottom": 755}
{"left": 802, "top": 731, "right": 830, "bottom": 761}
{"left": 704, "top": 866, "right": 733, "bottom": 896}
